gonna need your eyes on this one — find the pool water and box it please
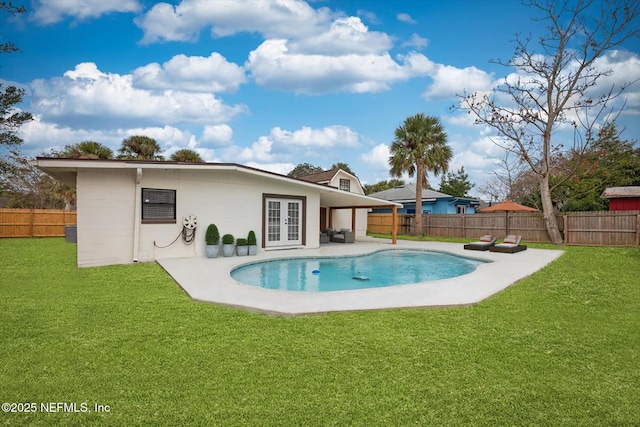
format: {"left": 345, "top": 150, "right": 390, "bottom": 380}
{"left": 231, "top": 249, "right": 488, "bottom": 292}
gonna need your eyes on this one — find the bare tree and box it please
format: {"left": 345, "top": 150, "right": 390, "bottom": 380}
{"left": 458, "top": 0, "right": 640, "bottom": 244}
{"left": 478, "top": 151, "right": 528, "bottom": 203}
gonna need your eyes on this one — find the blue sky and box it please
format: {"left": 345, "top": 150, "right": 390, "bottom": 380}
{"left": 2, "top": 0, "right": 639, "bottom": 197}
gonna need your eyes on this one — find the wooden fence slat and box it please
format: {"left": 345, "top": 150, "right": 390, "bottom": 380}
{"left": 368, "top": 210, "right": 639, "bottom": 247}
{"left": 0, "top": 209, "right": 77, "bottom": 238}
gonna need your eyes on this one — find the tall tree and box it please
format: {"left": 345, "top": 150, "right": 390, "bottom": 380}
{"left": 117, "top": 135, "right": 164, "bottom": 160}
{"left": 439, "top": 166, "right": 474, "bottom": 197}
{"left": 0, "top": 2, "right": 26, "bottom": 54}
{"left": 287, "top": 163, "right": 323, "bottom": 178}
{"left": 170, "top": 148, "right": 203, "bottom": 163}
{"left": 59, "top": 141, "right": 113, "bottom": 159}
{"left": 458, "top": 0, "right": 640, "bottom": 244}
{"left": 331, "top": 162, "right": 354, "bottom": 175}
{"left": 389, "top": 113, "right": 452, "bottom": 235}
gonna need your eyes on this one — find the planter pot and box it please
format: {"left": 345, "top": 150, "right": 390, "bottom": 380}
{"left": 206, "top": 244, "right": 220, "bottom": 258}
{"left": 248, "top": 245, "right": 258, "bottom": 256}
{"left": 236, "top": 245, "right": 249, "bottom": 256}
{"left": 222, "top": 244, "right": 235, "bottom": 257}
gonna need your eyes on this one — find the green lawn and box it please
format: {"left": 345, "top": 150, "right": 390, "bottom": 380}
{"left": 1, "top": 238, "right": 638, "bottom": 426}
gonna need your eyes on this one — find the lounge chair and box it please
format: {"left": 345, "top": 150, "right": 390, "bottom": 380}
{"left": 331, "top": 229, "right": 355, "bottom": 243}
{"left": 463, "top": 235, "right": 497, "bottom": 251}
{"left": 489, "top": 235, "right": 527, "bottom": 253}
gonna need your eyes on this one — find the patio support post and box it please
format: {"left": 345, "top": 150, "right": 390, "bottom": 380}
{"left": 351, "top": 207, "right": 356, "bottom": 232}
{"left": 392, "top": 205, "right": 397, "bottom": 244}
{"left": 133, "top": 168, "right": 142, "bottom": 263}
{"left": 328, "top": 208, "right": 333, "bottom": 229}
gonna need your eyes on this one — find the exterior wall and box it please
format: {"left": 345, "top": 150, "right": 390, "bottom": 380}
{"left": 331, "top": 209, "right": 368, "bottom": 237}
{"left": 609, "top": 198, "right": 640, "bottom": 211}
{"left": 327, "top": 170, "right": 367, "bottom": 236}
{"left": 372, "top": 199, "right": 476, "bottom": 215}
{"left": 76, "top": 169, "right": 136, "bottom": 267}
{"left": 327, "top": 171, "right": 364, "bottom": 195}
{"left": 77, "top": 168, "right": 320, "bottom": 267}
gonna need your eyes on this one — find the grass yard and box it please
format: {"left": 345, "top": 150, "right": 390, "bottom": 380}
{"left": 1, "top": 238, "right": 638, "bottom": 426}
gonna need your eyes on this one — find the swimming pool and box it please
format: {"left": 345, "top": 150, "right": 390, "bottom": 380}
{"left": 231, "top": 249, "right": 489, "bottom": 292}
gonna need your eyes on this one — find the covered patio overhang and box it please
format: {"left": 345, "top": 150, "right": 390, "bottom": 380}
{"left": 318, "top": 188, "right": 402, "bottom": 244}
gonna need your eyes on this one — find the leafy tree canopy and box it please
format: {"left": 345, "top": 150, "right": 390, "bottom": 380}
{"left": 363, "top": 179, "right": 405, "bottom": 195}
{"left": 117, "top": 135, "right": 164, "bottom": 161}
{"left": 57, "top": 141, "right": 114, "bottom": 159}
{"left": 170, "top": 149, "right": 203, "bottom": 163}
{"left": 438, "top": 166, "right": 475, "bottom": 198}
{"left": 287, "top": 163, "right": 323, "bottom": 178}
{"left": 331, "top": 162, "right": 354, "bottom": 175}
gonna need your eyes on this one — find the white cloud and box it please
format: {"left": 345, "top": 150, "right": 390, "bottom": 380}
{"left": 289, "top": 16, "right": 392, "bottom": 55}
{"left": 397, "top": 13, "right": 416, "bottom": 24}
{"left": 30, "top": 62, "right": 247, "bottom": 129}
{"left": 246, "top": 40, "right": 433, "bottom": 94}
{"left": 135, "top": 0, "right": 331, "bottom": 44}
{"left": 361, "top": 143, "right": 390, "bottom": 172}
{"left": 132, "top": 53, "right": 246, "bottom": 93}
{"left": 422, "top": 64, "right": 494, "bottom": 99}
{"left": 31, "top": 0, "right": 140, "bottom": 24}
{"left": 270, "top": 125, "right": 360, "bottom": 148}
{"left": 402, "top": 33, "right": 429, "bottom": 49}
{"left": 201, "top": 124, "right": 233, "bottom": 146}
{"left": 244, "top": 162, "right": 297, "bottom": 176}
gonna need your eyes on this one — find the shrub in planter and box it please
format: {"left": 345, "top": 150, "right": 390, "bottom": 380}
{"left": 247, "top": 230, "right": 258, "bottom": 255}
{"left": 222, "top": 234, "right": 235, "bottom": 257}
{"left": 205, "top": 224, "right": 220, "bottom": 258}
{"left": 236, "top": 238, "right": 248, "bottom": 256}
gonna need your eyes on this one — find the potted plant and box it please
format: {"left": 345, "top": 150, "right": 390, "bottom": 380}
{"left": 247, "top": 230, "right": 258, "bottom": 255}
{"left": 205, "top": 224, "right": 220, "bottom": 258}
{"left": 222, "top": 233, "right": 235, "bottom": 257}
{"left": 236, "top": 238, "right": 248, "bottom": 256}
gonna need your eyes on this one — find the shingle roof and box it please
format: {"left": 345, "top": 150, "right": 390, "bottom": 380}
{"left": 296, "top": 168, "right": 339, "bottom": 184}
{"left": 368, "top": 184, "right": 453, "bottom": 202}
{"left": 601, "top": 186, "right": 640, "bottom": 199}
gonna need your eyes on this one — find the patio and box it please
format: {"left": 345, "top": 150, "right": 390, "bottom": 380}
{"left": 158, "top": 237, "right": 564, "bottom": 315}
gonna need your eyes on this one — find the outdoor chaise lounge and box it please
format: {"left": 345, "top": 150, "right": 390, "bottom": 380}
{"left": 489, "top": 235, "right": 527, "bottom": 253}
{"left": 463, "top": 235, "right": 497, "bottom": 251}
{"left": 331, "top": 228, "right": 355, "bottom": 244}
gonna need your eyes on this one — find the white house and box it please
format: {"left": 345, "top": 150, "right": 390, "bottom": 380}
{"left": 296, "top": 168, "right": 369, "bottom": 236}
{"left": 35, "top": 158, "right": 400, "bottom": 267}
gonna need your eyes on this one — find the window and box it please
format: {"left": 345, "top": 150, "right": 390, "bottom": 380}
{"left": 339, "top": 179, "right": 350, "bottom": 192}
{"left": 142, "top": 188, "right": 176, "bottom": 223}
{"left": 456, "top": 205, "right": 466, "bottom": 214}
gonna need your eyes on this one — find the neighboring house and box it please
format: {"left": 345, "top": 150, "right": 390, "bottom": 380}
{"left": 35, "top": 158, "right": 399, "bottom": 267}
{"left": 297, "top": 168, "right": 369, "bottom": 236}
{"left": 601, "top": 186, "right": 640, "bottom": 211}
{"left": 368, "top": 184, "right": 479, "bottom": 214}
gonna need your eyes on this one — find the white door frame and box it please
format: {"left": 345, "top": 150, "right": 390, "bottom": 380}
{"left": 262, "top": 194, "right": 306, "bottom": 248}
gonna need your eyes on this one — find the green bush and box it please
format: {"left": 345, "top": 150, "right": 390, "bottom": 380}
{"left": 205, "top": 224, "right": 220, "bottom": 245}
{"left": 222, "top": 234, "right": 234, "bottom": 245}
{"left": 247, "top": 230, "right": 257, "bottom": 245}
{"left": 236, "top": 238, "right": 248, "bottom": 246}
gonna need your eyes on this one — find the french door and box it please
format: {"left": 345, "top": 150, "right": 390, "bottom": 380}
{"left": 265, "top": 198, "right": 303, "bottom": 247}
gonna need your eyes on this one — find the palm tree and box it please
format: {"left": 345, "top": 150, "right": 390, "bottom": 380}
{"left": 170, "top": 149, "right": 203, "bottom": 163}
{"left": 61, "top": 141, "right": 113, "bottom": 159}
{"left": 117, "top": 135, "right": 164, "bottom": 160}
{"left": 389, "top": 113, "right": 452, "bottom": 235}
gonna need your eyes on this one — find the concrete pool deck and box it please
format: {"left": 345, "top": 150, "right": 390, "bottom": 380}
{"left": 158, "top": 237, "right": 564, "bottom": 315}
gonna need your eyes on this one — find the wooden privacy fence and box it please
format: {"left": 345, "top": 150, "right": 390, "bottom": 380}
{"left": 368, "top": 210, "right": 640, "bottom": 246}
{"left": 0, "top": 209, "right": 77, "bottom": 238}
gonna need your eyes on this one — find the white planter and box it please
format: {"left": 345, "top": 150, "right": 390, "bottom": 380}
{"left": 222, "top": 244, "right": 235, "bottom": 257}
{"left": 248, "top": 245, "right": 258, "bottom": 256}
{"left": 206, "top": 244, "right": 220, "bottom": 258}
{"left": 236, "top": 245, "right": 249, "bottom": 256}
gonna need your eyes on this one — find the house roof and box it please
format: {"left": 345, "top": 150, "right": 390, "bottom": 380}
{"left": 601, "top": 186, "right": 640, "bottom": 199}
{"left": 368, "top": 184, "right": 455, "bottom": 203}
{"left": 296, "top": 168, "right": 340, "bottom": 184}
{"left": 34, "top": 158, "right": 401, "bottom": 209}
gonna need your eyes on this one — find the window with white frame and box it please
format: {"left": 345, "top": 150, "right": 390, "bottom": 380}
{"left": 339, "top": 178, "right": 350, "bottom": 192}
{"left": 142, "top": 188, "right": 176, "bottom": 223}
{"left": 456, "top": 205, "right": 466, "bottom": 214}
